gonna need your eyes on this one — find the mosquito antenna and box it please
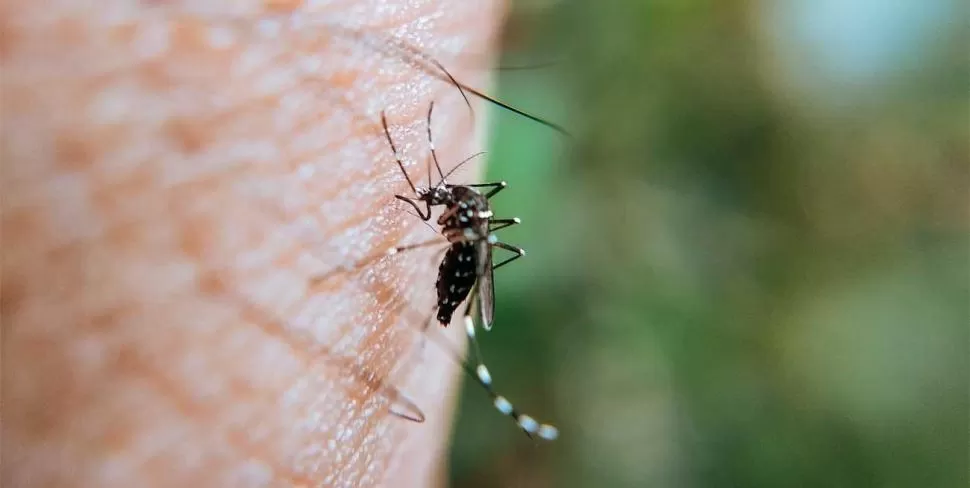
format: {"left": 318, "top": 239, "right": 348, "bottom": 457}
{"left": 440, "top": 151, "right": 487, "bottom": 183}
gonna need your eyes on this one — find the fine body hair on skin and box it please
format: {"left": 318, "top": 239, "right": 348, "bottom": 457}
{"left": 2, "top": 1, "right": 504, "bottom": 486}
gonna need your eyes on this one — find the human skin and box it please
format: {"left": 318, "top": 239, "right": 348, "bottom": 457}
{"left": 2, "top": 0, "right": 503, "bottom": 486}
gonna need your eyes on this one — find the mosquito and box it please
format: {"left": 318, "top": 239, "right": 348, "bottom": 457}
{"left": 315, "top": 101, "right": 558, "bottom": 441}
{"left": 310, "top": 23, "right": 567, "bottom": 441}
{"left": 385, "top": 101, "right": 557, "bottom": 440}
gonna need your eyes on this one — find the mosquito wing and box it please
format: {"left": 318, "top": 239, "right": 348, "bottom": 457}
{"left": 475, "top": 239, "right": 496, "bottom": 331}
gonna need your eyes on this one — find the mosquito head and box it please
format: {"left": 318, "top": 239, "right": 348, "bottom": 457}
{"left": 417, "top": 184, "right": 453, "bottom": 206}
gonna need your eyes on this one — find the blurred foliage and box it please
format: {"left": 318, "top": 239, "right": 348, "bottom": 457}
{"left": 447, "top": 0, "right": 968, "bottom": 487}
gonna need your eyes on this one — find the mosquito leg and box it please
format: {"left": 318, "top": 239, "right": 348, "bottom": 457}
{"left": 397, "top": 309, "right": 438, "bottom": 390}
{"left": 382, "top": 111, "right": 427, "bottom": 208}
{"left": 458, "top": 181, "right": 505, "bottom": 189}
{"left": 460, "top": 307, "right": 558, "bottom": 441}
{"left": 329, "top": 355, "right": 427, "bottom": 424}
{"left": 490, "top": 241, "right": 526, "bottom": 271}
{"left": 385, "top": 239, "right": 450, "bottom": 256}
{"left": 313, "top": 229, "right": 488, "bottom": 284}
{"left": 457, "top": 181, "right": 507, "bottom": 198}
{"left": 426, "top": 101, "right": 447, "bottom": 184}
{"left": 483, "top": 183, "right": 507, "bottom": 199}
{"left": 488, "top": 218, "right": 520, "bottom": 233}
{"left": 424, "top": 154, "right": 434, "bottom": 189}
{"left": 441, "top": 226, "right": 488, "bottom": 244}
{"left": 309, "top": 237, "right": 445, "bottom": 283}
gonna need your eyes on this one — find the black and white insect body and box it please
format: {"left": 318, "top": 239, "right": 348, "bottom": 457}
{"left": 377, "top": 102, "right": 557, "bottom": 441}
{"left": 381, "top": 103, "right": 526, "bottom": 330}
{"left": 435, "top": 240, "right": 478, "bottom": 326}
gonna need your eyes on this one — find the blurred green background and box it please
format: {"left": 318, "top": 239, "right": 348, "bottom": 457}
{"left": 449, "top": 1, "right": 968, "bottom": 487}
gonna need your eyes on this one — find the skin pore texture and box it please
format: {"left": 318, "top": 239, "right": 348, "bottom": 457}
{"left": 2, "top": 0, "right": 504, "bottom": 486}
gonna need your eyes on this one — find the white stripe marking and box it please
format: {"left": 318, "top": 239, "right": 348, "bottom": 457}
{"left": 464, "top": 317, "right": 476, "bottom": 338}
{"left": 538, "top": 424, "right": 559, "bottom": 440}
{"left": 494, "top": 396, "right": 514, "bottom": 415}
{"left": 476, "top": 365, "right": 492, "bottom": 385}
{"left": 518, "top": 415, "right": 539, "bottom": 433}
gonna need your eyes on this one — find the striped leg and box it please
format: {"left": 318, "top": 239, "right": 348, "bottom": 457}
{"left": 490, "top": 240, "right": 526, "bottom": 271}
{"left": 310, "top": 237, "right": 446, "bottom": 283}
{"left": 459, "top": 299, "right": 558, "bottom": 441}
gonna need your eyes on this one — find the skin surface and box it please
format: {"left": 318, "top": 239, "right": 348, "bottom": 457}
{"left": 2, "top": 0, "right": 503, "bottom": 486}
